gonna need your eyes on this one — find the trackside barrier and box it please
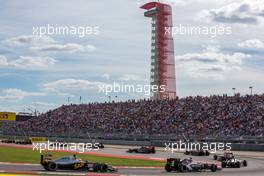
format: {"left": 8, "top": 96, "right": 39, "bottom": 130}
{"left": 1, "top": 134, "right": 264, "bottom": 151}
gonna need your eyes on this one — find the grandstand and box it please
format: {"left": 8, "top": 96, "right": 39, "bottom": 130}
{"left": 1, "top": 94, "right": 263, "bottom": 143}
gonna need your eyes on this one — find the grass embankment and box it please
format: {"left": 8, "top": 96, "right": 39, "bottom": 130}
{"left": 0, "top": 146, "right": 164, "bottom": 167}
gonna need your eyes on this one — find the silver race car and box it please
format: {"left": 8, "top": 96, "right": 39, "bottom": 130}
{"left": 40, "top": 154, "right": 117, "bottom": 172}
{"left": 165, "top": 158, "right": 221, "bottom": 172}
{"left": 214, "top": 152, "right": 247, "bottom": 168}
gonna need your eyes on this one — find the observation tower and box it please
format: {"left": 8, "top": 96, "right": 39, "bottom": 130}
{"left": 141, "top": 2, "right": 176, "bottom": 100}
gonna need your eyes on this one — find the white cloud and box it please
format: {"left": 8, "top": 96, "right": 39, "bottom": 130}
{"left": 31, "top": 43, "right": 96, "bottom": 53}
{"left": 0, "top": 55, "right": 9, "bottom": 67}
{"left": 0, "top": 89, "right": 46, "bottom": 101}
{"left": 119, "top": 74, "right": 142, "bottom": 81}
{"left": 238, "top": 39, "right": 264, "bottom": 49}
{"left": 31, "top": 101, "right": 56, "bottom": 107}
{"left": 160, "top": 0, "right": 187, "bottom": 6}
{"left": 43, "top": 79, "right": 107, "bottom": 93}
{"left": 9, "top": 56, "right": 56, "bottom": 69}
{"left": 3, "top": 35, "right": 56, "bottom": 47}
{"left": 177, "top": 47, "right": 250, "bottom": 79}
{"left": 0, "top": 55, "right": 56, "bottom": 69}
{"left": 2, "top": 35, "right": 96, "bottom": 53}
{"left": 101, "top": 73, "right": 110, "bottom": 80}
{"left": 198, "top": 0, "right": 264, "bottom": 24}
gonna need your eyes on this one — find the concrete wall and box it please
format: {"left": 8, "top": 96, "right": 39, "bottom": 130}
{"left": 231, "top": 143, "right": 264, "bottom": 151}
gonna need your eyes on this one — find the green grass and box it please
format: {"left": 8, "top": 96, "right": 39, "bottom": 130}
{"left": 0, "top": 146, "right": 164, "bottom": 167}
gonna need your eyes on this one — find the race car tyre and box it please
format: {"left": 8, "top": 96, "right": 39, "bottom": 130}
{"left": 213, "top": 155, "right": 217, "bottom": 160}
{"left": 99, "top": 164, "right": 108, "bottom": 172}
{"left": 210, "top": 164, "right": 217, "bottom": 172}
{"left": 178, "top": 165, "right": 187, "bottom": 172}
{"left": 47, "top": 162, "right": 57, "bottom": 171}
{"left": 222, "top": 162, "right": 227, "bottom": 168}
{"left": 243, "top": 160, "right": 247, "bottom": 167}
{"left": 236, "top": 162, "right": 241, "bottom": 168}
{"left": 165, "top": 164, "right": 172, "bottom": 172}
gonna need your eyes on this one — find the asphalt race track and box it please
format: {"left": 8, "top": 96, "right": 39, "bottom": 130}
{"left": 1, "top": 164, "right": 264, "bottom": 176}
{"left": 0, "top": 145, "right": 264, "bottom": 176}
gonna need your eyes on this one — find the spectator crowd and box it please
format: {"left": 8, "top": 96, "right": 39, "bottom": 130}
{"left": 2, "top": 94, "right": 264, "bottom": 138}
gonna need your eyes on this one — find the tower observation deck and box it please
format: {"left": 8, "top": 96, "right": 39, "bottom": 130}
{"left": 141, "top": 2, "right": 176, "bottom": 100}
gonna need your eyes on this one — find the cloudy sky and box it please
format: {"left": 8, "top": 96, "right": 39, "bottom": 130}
{"left": 0, "top": 0, "right": 264, "bottom": 113}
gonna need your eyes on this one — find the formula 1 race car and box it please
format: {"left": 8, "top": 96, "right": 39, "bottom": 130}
{"left": 213, "top": 152, "right": 247, "bottom": 168}
{"left": 40, "top": 154, "right": 117, "bottom": 172}
{"left": 184, "top": 150, "right": 210, "bottom": 156}
{"left": 15, "top": 139, "right": 32, "bottom": 145}
{"left": 1, "top": 138, "right": 32, "bottom": 145}
{"left": 1, "top": 139, "right": 15, "bottom": 143}
{"left": 93, "top": 142, "right": 104, "bottom": 149}
{"left": 165, "top": 158, "right": 221, "bottom": 172}
{"left": 127, "top": 146, "right": 156, "bottom": 154}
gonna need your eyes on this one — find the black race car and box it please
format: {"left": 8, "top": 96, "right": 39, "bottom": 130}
{"left": 15, "top": 139, "right": 32, "bottom": 145}
{"left": 92, "top": 142, "right": 104, "bottom": 149}
{"left": 127, "top": 146, "right": 156, "bottom": 154}
{"left": 165, "top": 158, "right": 221, "bottom": 172}
{"left": 213, "top": 152, "right": 247, "bottom": 168}
{"left": 184, "top": 150, "right": 210, "bottom": 156}
{"left": 1, "top": 139, "right": 15, "bottom": 143}
{"left": 40, "top": 154, "right": 117, "bottom": 172}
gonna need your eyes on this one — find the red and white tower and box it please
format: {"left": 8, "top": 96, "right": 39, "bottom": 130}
{"left": 141, "top": 2, "right": 176, "bottom": 100}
